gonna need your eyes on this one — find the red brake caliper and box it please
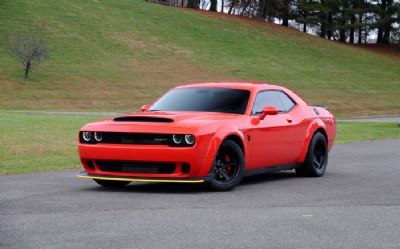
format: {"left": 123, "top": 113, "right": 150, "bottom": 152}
{"left": 224, "top": 155, "right": 232, "bottom": 175}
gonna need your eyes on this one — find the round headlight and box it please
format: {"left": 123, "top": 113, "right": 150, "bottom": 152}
{"left": 172, "top": 134, "right": 183, "bottom": 144}
{"left": 94, "top": 132, "right": 102, "bottom": 142}
{"left": 184, "top": 134, "right": 195, "bottom": 145}
{"left": 82, "top": 132, "right": 92, "bottom": 142}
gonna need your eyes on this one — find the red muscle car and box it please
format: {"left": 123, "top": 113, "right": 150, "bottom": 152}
{"left": 78, "top": 82, "right": 336, "bottom": 190}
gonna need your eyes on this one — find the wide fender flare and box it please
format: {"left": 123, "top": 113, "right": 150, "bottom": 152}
{"left": 198, "top": 126, "right": 246, "bottom": 177}
{"left": 297, "top": 119, "right": 327, "bottom": 162}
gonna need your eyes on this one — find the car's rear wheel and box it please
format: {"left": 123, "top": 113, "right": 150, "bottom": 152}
{"left": 296, "top": 132, "right": 328, "bottom": 177}
{"left": 207, "top": 140, "right": 245, "bottom": 191}
{"left": 94, "top": 179, "right": 131, "bottom": 188}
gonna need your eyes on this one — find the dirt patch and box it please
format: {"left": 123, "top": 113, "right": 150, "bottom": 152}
{"left": 180, "top": 7, "right": 303, "bottom": 35}
{"left": 353, "top": 44, "right": 400, "bottom": 59}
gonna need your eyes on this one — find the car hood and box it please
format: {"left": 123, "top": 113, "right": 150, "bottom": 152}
{"left": 81, "top": 111, "right": 241, "bottom": 133}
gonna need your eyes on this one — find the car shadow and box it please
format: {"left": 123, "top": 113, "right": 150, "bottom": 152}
{"left": 82, "top": 171, "right": 298, "bottom": 194}
{"left": 242, "top": 171, "right": 298, "bottom": 186}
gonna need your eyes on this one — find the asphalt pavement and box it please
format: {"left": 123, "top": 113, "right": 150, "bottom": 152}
{"left": 1, "top": 139, "right": 400, "bottom": 249}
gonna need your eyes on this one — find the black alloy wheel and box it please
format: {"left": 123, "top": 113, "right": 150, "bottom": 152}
{"left": 296, "top": 132, "right": 328, "bottom": 177}
{"left": 208, "top": 140, "right": 245, "bottom": 191}
{"left": 313, "top": 139, "right": 327, "bottom": 170}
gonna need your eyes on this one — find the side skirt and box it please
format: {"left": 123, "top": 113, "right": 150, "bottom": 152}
{"left": 244, "top": 163, "right": 301, "bottom": 177}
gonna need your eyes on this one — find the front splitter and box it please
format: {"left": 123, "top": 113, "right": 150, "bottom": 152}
{"left": 77, "top": 171, "right": 205, "bottom": 183}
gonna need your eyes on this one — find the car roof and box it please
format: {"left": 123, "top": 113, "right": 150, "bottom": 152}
{"left": 174, "top": 82, "right": 287, "bottom": 92}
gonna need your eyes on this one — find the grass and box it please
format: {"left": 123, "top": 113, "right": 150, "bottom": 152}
{"left": 336, "top": 122, "right": 400, "bottom": 144}
{"left": 0, "top": 0, "right": 399, "bottom": 117}
{"left": 1, "top": 112, "right": 399, "bottom": 175}
{"left": 0, "top": 112, "right": 108, "bottom": 175}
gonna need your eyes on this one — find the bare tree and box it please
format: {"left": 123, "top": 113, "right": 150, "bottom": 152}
{"left": 8, "top": 32, "right": 48, "bottom": 80}
{"left": 228, "top": 0, "right": 239, "bottom": 14}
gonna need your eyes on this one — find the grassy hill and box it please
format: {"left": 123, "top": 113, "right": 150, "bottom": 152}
{"left": 0, "top": 0, "right": 399, "bottom": 117}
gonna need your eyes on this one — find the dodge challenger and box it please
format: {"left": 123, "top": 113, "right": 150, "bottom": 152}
{"left": 78, "top": 82, "right": 336, "bottom": 190}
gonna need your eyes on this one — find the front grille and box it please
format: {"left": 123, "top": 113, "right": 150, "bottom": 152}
{"left": 95, "top": 160, "right": 176, "bottom": 174}
{"left": 79, "top": 132, "right": 194, "bottom": 147}
{"left": 101, "top": 132, "right": 171, "bottom": 145}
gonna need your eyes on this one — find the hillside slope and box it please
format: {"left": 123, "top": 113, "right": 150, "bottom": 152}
{"left": 0, "top": 0, "right": 399, "bottom": 117}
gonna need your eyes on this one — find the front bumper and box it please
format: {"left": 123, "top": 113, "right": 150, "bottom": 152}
{"left": 78, "top": 139, "right": 216, "bottom": 179}
{"left": 78, "top": 171, "right": 206, "bottom": 183}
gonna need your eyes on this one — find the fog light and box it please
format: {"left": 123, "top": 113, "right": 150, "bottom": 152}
{"left": 82, "top": 132, "right": 92, "bottom": 142}
{"left": 184, "top": 134, "right": 195, "bottom": 145}
{"left": 94, "top": 132, "right": 102, "bottom": 142}
{"left": 172, "top": 134, "right": 183, "bottom": 144}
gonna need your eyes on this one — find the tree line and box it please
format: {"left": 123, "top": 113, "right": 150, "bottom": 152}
{"left": 154, "top": 0, "right": 400, "bottom": 43}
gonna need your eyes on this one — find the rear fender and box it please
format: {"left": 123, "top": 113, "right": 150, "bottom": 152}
{"left": 296, "top": 118, "right": 326, "bottom": 163}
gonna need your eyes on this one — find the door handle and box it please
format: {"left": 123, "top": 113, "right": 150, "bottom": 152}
{"left": 287, "top": 119, "right": 293, "bottom": 123}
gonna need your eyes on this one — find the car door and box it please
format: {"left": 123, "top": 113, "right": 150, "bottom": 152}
{"left": 248, "top": 90, "right": 302, "bottom": 169}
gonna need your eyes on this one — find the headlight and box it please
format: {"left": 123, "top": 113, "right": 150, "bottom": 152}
{"left": 172, "top": 134, "right": 195, "bottom": 146}
{"left": 184, "top": 134, "right": 195, "bottom": 145}
{"left": 94, "top": 132, "right": 102, "bottom": 142}
{"left": 82, "top": 132, "right": 92, "bottom": 142}
{"left": 172, "top": 134, "right": 183, "bottom": 144}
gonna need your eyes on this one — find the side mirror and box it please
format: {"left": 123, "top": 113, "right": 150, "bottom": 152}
{"left": 259, "top": 106, "right": 279, "bottom": 120}
{"left": 140, "top": 104, "right": 151, "bottom": 112}
{"left": 251, "top": 106, "right": 279, "bottom": 125}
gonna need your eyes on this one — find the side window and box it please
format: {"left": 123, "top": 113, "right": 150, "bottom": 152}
{"left": 251, "top": 91, "right": 286, "bottom": 115}
{"left": 276, "top": 91, "right": 296, "bottom": 112}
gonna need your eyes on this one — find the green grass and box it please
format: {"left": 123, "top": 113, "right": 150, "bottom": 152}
{"left": 0, "top": 112, "right": 107, "bottom": 174}
{"left": 0, "top": 0, "right": 399, "bottom": 117}
{"left": 336, "top": 122, "right": 400, "bottom": 144}
{"left": 1, "top": 112, "right": 399, "bottom": 175}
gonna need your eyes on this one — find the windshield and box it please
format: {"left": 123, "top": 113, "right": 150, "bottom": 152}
{"left": 149, "top": 87, "right": 250, "bottom": 114}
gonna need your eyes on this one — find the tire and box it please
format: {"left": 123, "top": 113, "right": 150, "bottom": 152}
{"left": 296, "top": 132, "right": 328, "bottom": 177}
{"left": 94, "top": 179, "right": 131, "bottom": 188}
{"left": 207, "top": 140, "right": 245, "bottom": 191}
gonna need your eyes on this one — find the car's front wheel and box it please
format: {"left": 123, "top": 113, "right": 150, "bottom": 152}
{"left": 296, "top": 132, "right": 328, "bottom": 177}
{"left": 94, "top": 179, "right": 131, "bottom": 188}
{"left": 207, "top": 140, "right": 245, "bottom": 191}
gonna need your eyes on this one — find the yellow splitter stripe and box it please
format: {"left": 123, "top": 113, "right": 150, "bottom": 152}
{"left": 77, "top": 175, "right": 204, "bottom": 183}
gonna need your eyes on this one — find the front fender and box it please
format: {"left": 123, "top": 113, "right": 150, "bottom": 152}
{"left": 197, "top": 126, "right": 246, "bottom": 177}
{"left": 296, "top": 118, "right": 327, "bottom": 163}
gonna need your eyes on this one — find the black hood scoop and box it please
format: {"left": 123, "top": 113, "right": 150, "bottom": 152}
{"left": 113, "top": 116, "right": 173, "bottom": 123}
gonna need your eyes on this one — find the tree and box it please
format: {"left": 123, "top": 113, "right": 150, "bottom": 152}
{"left": 152, "top": 0, "right": 399, "bottom": 44}
{"left": 228, "top": 0, "right": 239, "bottom": 14}
{"left": 281, "top": 0, "right": 291, "bottom": 26}
{"left": 374, "top": 0, "right": 400, "bottom": 43}
{"left": 8, "top": 33, "right": 48, "bottom": 80}
{"left": 296, "top": 0, "right": 323, "bottom": 33}
{"left": 187, "top": 0, "right": 200, "bottom": 8}
{"left": 210, "top": 0, "right": 218, "bottom": 11}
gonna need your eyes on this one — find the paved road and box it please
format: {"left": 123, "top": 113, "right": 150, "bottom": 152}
{"left": 1, "top": 139, "right": 400, "bottom": 249}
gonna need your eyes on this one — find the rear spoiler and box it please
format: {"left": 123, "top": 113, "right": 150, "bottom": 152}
{"left": 311, "top": 105, "right": 329, "bottom": 110}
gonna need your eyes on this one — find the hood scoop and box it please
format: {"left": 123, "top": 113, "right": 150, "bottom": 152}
{"left": 113, "top": 116, "right": 173, "bottom": 123}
